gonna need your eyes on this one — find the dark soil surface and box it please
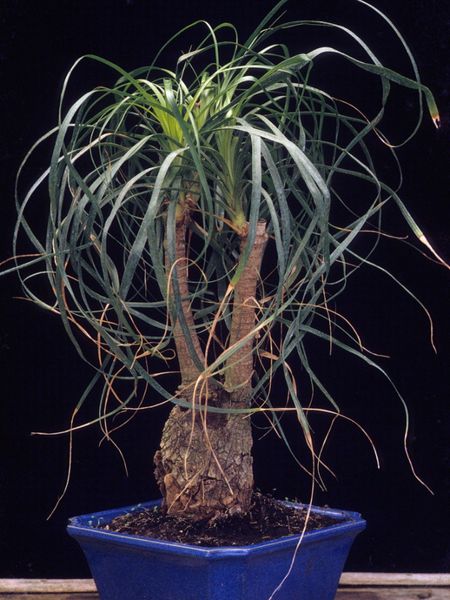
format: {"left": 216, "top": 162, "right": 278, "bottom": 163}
{"left": 101, "top": 493, "right": 341, "bottom": 547}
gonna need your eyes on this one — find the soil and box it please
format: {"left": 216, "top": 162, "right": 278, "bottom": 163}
{"left": 101, "top": 493, "right": 340, "bottom": 547}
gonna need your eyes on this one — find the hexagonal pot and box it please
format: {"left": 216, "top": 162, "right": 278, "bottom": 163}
{"left": 67, "top": 499, "right": 365, "bottom": 600}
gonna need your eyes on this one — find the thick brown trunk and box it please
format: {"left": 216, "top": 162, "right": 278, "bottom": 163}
{"left": 154, "top": 216, "right": 267, "bottom": 521}
{"left": 166, "top": 205, "right": 205, "bottom": 386}
{"left": 225, "top": 221, "right": 268, "bottom": 404}
{"left": 154, "top": 392, "right": 254, "bottom": 520}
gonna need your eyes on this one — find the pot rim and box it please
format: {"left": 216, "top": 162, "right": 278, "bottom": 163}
{"left": 67, "top": 499, "right": 366, "bottom": 559}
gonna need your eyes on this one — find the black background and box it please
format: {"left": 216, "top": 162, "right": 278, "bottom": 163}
{"left": 0, "top": 0, "right": 449, "bottom": 578}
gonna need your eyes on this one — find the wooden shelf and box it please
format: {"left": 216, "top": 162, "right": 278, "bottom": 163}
{"left": 1, "top": 573, "right": 449, "bottom": 599}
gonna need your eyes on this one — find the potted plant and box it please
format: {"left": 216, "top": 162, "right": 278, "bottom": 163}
{"left": 4, "top": 1, "right": 445, "bottom": 598}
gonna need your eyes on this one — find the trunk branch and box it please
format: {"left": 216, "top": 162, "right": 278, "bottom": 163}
{"left": 166, "top": 203, "right": 205, "bottom": 388}
{"left": 225, "top": 220, "right": 268, "bottom": 404}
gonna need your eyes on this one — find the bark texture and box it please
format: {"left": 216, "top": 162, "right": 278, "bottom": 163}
{"left": 166, "top": 205, "right": 205, "bottom": 384}
{"left": 225, "top": 221, "right": 269, "bottom": 404}
{"left": 154, "top": 214, "right": 267, "bottom": 521}
{"left": 154, "top": 399, "right": 253, "bottom": 519}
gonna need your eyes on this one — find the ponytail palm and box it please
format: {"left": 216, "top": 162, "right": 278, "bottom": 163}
{"left": 11, "top": 0, "right": 441, "bottom": 521}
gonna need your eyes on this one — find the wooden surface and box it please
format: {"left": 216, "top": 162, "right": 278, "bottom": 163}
{"left": 337, "top": 590, "right": 450, "bottom": 599}
{"left": 1, "top": 591, "right": 449, "bottom": 598}
{"left": 1, "top": 574, "right": 449, "bottom": 598}
{"left": 2, "top": 592, "right": 449, "bottom": 599}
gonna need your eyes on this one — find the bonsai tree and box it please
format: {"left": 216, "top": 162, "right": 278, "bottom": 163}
{"left": 7, "top": 0, "right": 444, "bottom": 523}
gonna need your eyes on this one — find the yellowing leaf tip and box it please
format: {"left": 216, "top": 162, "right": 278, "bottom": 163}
{"left": 432, "top": 112, "right": 441, "bottom": 129}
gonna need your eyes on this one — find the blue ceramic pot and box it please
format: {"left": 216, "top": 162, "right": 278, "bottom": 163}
{"left": 67, "top": 499, "right": 365, "bottom": 600}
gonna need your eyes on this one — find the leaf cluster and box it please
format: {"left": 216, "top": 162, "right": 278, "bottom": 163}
{"left": 7, "top": 1, "right": 440, "bottom": 477}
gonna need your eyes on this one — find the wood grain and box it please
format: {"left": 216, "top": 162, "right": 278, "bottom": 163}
{"left": 0, "top": 596, "right": 96, "bottom": 600}
{"left": 337, "top": 589, "right": 450, "bottom": 599}
{"left": 0, "top": 580, "right": 95, "bottom": 593}
{"left": 340, "top": 573, "right": 450, "bottom": 586}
